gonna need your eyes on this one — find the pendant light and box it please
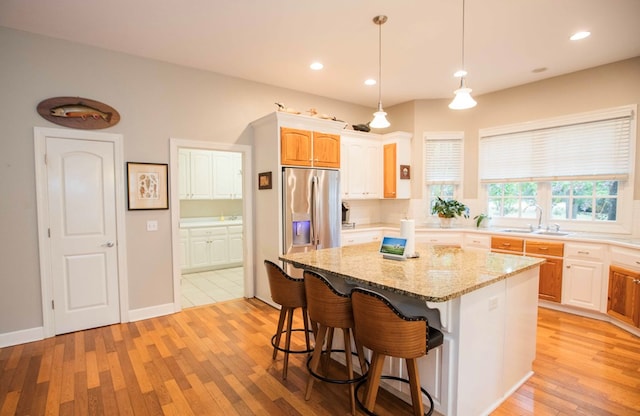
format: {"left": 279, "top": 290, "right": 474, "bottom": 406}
{"left": 449, "top": 0, "right": 477, "bottom": 110}
{"left": 370, "top": 15, "right": 390, "bottom": 129}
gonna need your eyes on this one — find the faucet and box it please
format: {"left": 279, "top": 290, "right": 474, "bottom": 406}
{"left": 527, "top": 204, "right": 543, "bottom": 229}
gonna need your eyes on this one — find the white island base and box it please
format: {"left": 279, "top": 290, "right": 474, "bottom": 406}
{"left": 334, "top": 266, "right": 540, "bottom": 416}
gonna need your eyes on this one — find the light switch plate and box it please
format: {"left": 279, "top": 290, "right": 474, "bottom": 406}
{"left": 147, "top": 220, "right": 158, "bottom": 231}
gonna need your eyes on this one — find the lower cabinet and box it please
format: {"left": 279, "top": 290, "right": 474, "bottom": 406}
{"left": 562, "top": 242, "right": 605, "bottom": 311}
{"left": 182, "top": 224, "right": 243, "bottom": 272}
{"left": 341, "top": 229, "right": 382, "bottom": 246}
{"left": 607, "top": 265, "right": 640, "bottom": 328}
{"left": 525, "top": 240, "right": 564, "bottom": 303}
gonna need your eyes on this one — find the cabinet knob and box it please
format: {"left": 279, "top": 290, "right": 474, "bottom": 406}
{"left": 566, "top": 265, "right": 571, "bottom": 269}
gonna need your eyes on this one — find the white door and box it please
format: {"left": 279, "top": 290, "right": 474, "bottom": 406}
{"left": 46, "top": 137, "right": 120, "bottom": 334}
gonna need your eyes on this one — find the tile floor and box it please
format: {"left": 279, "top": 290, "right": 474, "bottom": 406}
{"left": 181, "top": 267, "right": 244, "bottom": 308}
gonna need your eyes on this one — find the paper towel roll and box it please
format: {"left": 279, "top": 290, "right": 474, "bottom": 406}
{"left": 400, "top": 219, "right": 416, "bottom": 258}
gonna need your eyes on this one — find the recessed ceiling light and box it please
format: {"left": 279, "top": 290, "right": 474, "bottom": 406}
{"left": 453, "top": 70, "right": 468, "bottom": 78}
{"left": 570, "top": 31, "right": 591, "bottom": 41}
{"left": 364, "top": 78, "right": 377, "bottom": 86}
{"left": 310, "top": 62, "right": 324, "bottom": 70}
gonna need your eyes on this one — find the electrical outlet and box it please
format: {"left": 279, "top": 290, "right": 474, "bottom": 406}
{"left": 488, "top": 296, "right": 499, "bottom": 311}
{"left": 147, "top": 220, "right": 158, "bottom": 231}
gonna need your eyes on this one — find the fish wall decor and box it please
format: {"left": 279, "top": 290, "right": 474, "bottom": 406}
{"left": 37, "top": 96, "right": 120, "bottom": 129}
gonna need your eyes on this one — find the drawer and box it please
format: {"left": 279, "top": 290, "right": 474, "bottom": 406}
{"left": 190, "top": 227, "right": 228, "bottom": 237}
{"left": 610, "top": 246, "right": 640, "bottom": 271}
{"left": 341, "top": 230, "right": 381, "bottom": 246}
{"left": 564, "top": 242, "right": 606, "bottom": 261}
{"left": 228, "top": 225, "right": 243, "bottom": 234}
{"left": 491, "top": 236, "right": 524, "bottom": 253}
{"left": 417, "top": 232, "right": 462, "bottom": 245}
{"left": 464, "top": 234, "right": 491, "bottom": 249}
{"left": 525, "top": 240, "right": 564, "bottom": 257}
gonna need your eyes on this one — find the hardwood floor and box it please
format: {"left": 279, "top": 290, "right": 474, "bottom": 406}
{"left": 0, "top": 299, "right": 638, "bottom": 416}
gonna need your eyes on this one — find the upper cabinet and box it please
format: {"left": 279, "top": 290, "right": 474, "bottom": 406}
{"left": 179, "top": 149, "right": 242, "bottom": 200}
{"left": 280, "top": 127, "right": 340, "bottom": 168}
{"left": 179, "top": 149, "right": 215, "bottom": 199}
{"left": 382, "top": 132, "right": 412, "bottom": 199}
{"left": 341, "top": 132, "right": 382, "bottom": 199}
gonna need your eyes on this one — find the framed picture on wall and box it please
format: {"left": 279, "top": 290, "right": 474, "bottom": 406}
{"left": 126, "top": 162, "right": 169, "bottom": 210}
{"left": 258, "top": 171, "right": 272, "bottom": 190}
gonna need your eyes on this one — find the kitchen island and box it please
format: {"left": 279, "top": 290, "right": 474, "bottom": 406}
{"left": 280, "top": 242, "right": 545, "bottom": 416}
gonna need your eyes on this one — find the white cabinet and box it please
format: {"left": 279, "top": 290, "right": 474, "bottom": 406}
{"left": 341, "top": 229, "right": 382, "bottom": 246}
{"left": 416, "top": 231, "right": 462, "bottom": 246}
{"left": 179, "top": 149, "right": 215, "bottom": 199}
{"left": 228, "top": 225, "right": 244, "bottom": 263}
{"left": 212, "top": 151, "right": 243, "bottom": 199}
{"left": 562, "top": 242, "right": 606, "bottom": 312}
{"left": 341, "top": 133, "right": 381, "bottom": 199}
{"left": 179, "top": 229, "right": 190, "bottom": 269}
{"left": 463, "top": 233, "right": 491, "bottom": 252}
{"left": 189, "top": 227, "right": 228, "bottom": 268}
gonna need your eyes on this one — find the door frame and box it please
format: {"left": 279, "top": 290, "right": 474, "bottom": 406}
{"left": 169, "top": 138, "right": 254, "bottom": 310}
{"left": 34, "top": 127, "right": 129, "bottom": 338}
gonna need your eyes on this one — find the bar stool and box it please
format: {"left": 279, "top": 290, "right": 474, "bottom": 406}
{"left": 264, "top": 260, "right": 313, "bottom": 380}
{"left": 303, "top": 270, "right": 368, "bottom": 416}
{"left": 351, "top": 287, "right": 444, "bottom": 416}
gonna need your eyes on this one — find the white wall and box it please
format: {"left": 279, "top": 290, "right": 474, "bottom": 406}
{"left": 0, "top": 27, "right": 372, "bottom": 336}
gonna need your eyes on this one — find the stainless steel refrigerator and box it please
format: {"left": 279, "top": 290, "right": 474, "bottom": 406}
{"left": 282, "top": 167, "right": 341, "bottom": 277}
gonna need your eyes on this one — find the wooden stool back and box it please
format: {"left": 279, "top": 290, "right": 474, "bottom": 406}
{"left": 351, "top": 288, "right": 427, "bottom": 359}
{"left": 264, "top": 260, "right": 306, "bottom": 308}
{"left": 303, "top": 270, "right": 354, "bottom": 329}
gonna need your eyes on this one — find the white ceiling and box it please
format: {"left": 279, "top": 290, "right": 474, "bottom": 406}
{"left": 1, "top": 0, "right": 639, "bottom": 108}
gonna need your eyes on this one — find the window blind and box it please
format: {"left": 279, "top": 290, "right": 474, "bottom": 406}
{"left": 424, "top": 132, "right": 463, "bottom": 184}
{"left": 479, "top": 106, "right": 634, "bottom": 183}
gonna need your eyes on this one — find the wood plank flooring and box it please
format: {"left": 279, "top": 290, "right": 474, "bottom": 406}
{"left": 1, "top": 298, "right": 638, "bottom": 415}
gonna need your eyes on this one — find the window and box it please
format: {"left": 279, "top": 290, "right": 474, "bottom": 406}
{"left": 479, "top": 106, "right": 635, "bottom": 232}
{"left": 424, "top": 132, "right": 463, "bottom": 217}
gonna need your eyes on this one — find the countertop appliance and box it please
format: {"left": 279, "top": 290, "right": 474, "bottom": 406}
{"left": 282, "top": 167, "right": 340, "bottom": 276}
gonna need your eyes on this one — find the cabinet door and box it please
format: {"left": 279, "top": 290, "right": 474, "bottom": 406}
{"left": 180, "top": 230, "right": 190, "bottom": 269}
{"left": 383, "top": 143, "right": 396, "bottom": 198}
{"left": 212, "top": 151, "right": 234, "bottom": 199}
{"left": 281, "top": 127, "right": 312, "bottom": 166}
{"left": 232, "top": 152, "right": 243, "bottom": 198}
{"left": 190, "top": 234, "right": 212, "bottom": 268}
{"left": 313, "top": 131, "right": 340, "bottom": 168}
{"left": 563, "top": 259, "right": 603, "bottom": 311}
{"left": 607, "top": 266, "right": 640, "bottom": 327}
{"left": 535, "top": 255, "right": 563, "bottom": 303}
{"left": 209, "top": 233, "right": 228, "bottom": 266}
{"left": 229, "top": 231, "right": 244, "bottom": 263}
{"left": 178, "top": 149, "right": 190, "bottom": 199}
{"left": 189, "top": 150, "right": 214, "bottom": 199}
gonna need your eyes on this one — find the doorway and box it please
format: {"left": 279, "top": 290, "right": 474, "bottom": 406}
{"left": 34, "top": 127, "right": 129, "bottom": 337}
{"left": 169, "top": 139, "right": 254, "bottom": 310}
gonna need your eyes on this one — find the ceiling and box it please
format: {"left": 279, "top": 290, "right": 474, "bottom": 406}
{"left": 1, "top": 0, "right": 639, "bottom": 108}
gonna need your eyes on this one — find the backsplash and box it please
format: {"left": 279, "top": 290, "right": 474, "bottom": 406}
{"left": 180, "top": 199, "right": 242, "bottom": 219}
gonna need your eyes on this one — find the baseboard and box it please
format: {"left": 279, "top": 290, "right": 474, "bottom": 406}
{"left": 0, "top": 326, "right": 44, "bottom": 348}
{"left": 128, "top": 302, "right": 177, "bottom": 322}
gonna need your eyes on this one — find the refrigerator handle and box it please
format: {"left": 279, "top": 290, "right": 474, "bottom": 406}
{"left": 311, "top": 175, "right": 318, "bottom": 246}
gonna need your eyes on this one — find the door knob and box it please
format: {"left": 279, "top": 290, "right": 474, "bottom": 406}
{"left": 103, "top": 241, "right": 115, "bottom": 247}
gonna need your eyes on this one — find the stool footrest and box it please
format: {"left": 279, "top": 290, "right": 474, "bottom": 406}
{"left": 271, "top": 329, "right": 314, "bottom": 354}
{"left": 355, "top": 375, "right": 435, "bottom": 416}
{"left": 306, "top": 349, "right": 368, "bottom": 385}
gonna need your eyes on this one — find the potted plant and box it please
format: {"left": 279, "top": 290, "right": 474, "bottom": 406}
{"left": 473, "top": 213, "right": 491, "bottom": 228}
{"left": 431, "top": 197, "right": 469, "bottom": 228}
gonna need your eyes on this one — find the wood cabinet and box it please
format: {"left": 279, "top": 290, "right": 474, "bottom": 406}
{"left": 562, "top": 242, "right": 605, "bottom": 311}
{"left": 383, "top": 143, "right": 396, "bottom": 198}
{"left": 491, "top": 236, "right": 524, "bottom": 254}
{"left": 280, "top": 127, "right": 340, "bottom": 168}
{"left": 341, "top": 134, "right": 381, "bottom": 199}
{"left": 607, "top": 265, "right": 640, "bottom": 328}
{"left": 526, "top": 240, "right": 564, "bottom": 303}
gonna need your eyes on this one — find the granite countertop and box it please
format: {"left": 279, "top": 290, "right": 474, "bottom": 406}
{"left": 180, "top": 217, "right": 243, "bottom": 228}
{"left": 341, "top": 222, "right": 640, "bottom": 249}
{"left": 280, "top": 242, "right": 544, "bottom": 302}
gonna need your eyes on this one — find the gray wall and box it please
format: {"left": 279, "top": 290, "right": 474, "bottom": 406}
{"left": 0, "top": 27, "right": 372, "bottom": 334}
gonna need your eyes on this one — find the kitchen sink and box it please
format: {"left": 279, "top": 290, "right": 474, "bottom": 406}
{"left": 501, "top": 229, "right": 535, "bottom": 233}
{"left": 534, "top": 231, "right": 571, "bottom": 236}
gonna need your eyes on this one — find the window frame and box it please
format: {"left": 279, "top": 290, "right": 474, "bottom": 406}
{"left": 423, "top": 131, "right": 464, "bottom": 222}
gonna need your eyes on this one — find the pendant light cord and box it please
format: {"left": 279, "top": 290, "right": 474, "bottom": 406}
{"left": 377, "top": 17, "right": 383, "bottom": 109}
{"left": 461, "top": 0, "right": 466, "bottom": 71}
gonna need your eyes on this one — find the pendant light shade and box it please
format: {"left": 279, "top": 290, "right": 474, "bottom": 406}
{"left": 449, "top": 0, "right": 476, "bottom": 110}
{"left": 370, "top": 15, "right": 390, "bottom": 129}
